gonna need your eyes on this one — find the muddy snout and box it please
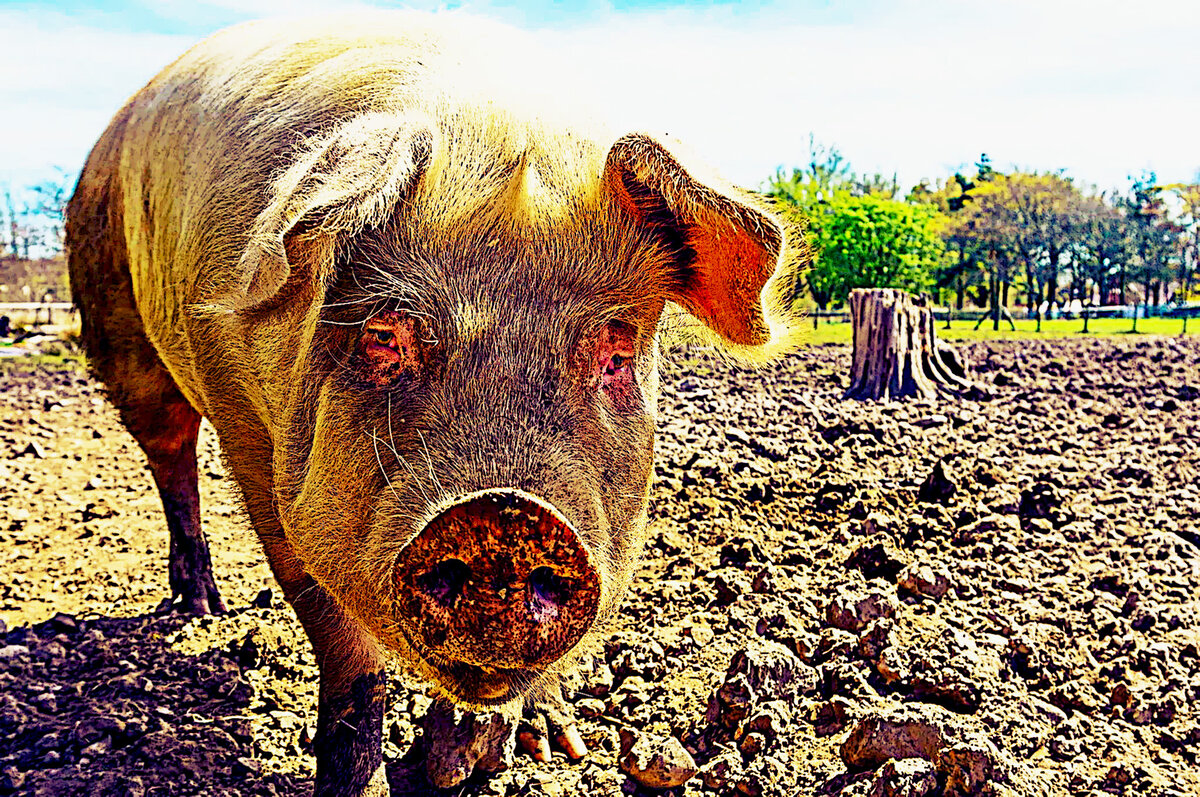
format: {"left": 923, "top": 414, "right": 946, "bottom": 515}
{"left": 394, "top": 490, "right": 601, "bottom": 673}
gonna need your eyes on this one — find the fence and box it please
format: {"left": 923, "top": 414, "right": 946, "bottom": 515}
{"left": 0, "top": 302, "right": 76, "bottom": 328}
{"left": 810, "top": 303, "right": 1200, "bottom": 324}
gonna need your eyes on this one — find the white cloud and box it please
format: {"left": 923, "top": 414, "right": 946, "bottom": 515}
{"left": 515, "top": 0, "right": 1200, "bottom": 191}
{"left": 0, "top": 9, "right": 197, "bottom": 185}
{"left": 2, "top": 0, "right": 1198, "bottom": 199}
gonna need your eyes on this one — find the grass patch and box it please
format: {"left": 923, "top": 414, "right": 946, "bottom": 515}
{"left": 803, "top": 316, "right": 1197, "bottom": 346}
{"left": 0, "top": 351, "right": 87, "bottom": 374}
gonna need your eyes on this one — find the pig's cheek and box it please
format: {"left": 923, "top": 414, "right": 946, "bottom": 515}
{"left": 601, "top": 366, "right": 644, "bottom": 414}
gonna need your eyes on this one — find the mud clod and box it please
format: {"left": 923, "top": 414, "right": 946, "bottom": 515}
{"left": 618, "top": 728, "right": 698, "bottom": 789}
{"left": 896, "top": 565, "right": 952, "bottom": 601}
{"left": 842, "top": 705, "right": 1001, "bottom": 796}
{"left": 827, "top": 587, "right": 898, "bottom": 633}
{"left": 422, "top": 699, "right": 517, "bottom": 789}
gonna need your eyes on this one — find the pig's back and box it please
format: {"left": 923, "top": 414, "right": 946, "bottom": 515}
{"left": 77, "top": 13, "right": 477, "bottom": 408}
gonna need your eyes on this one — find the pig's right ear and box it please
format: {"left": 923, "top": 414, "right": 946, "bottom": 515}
{"left": 223, "top": 113, "right": 434, "bottom": 314}
{"left": 604, "top": 133, "right": 794, "bottom": 352}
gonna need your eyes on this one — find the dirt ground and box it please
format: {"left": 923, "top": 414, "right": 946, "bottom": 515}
{"left": 1, "top": 336, "right": 1197, "bottom": 797}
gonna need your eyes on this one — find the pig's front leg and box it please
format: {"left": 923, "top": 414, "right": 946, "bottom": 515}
{"left": 264, "top": 536, "right": 388, "bottom": 796}
{"left": 297, "top": 580, "right": 388, "bottom": 796}
{"left": 304, "top": 589, "right": 388, "bottom": 795}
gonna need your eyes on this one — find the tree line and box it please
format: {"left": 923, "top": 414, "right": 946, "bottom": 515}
{"left": 1, "top": 170, "right": 73, "bottom": 260}
{"left": 767, "top": 139, "right": 1200, "bottom": 330}
{"left": 4, "top": 152, "right": 1199, "bottom": 331}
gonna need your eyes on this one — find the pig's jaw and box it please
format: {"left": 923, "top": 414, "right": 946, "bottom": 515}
{"left": 391, "top": 620, "right": 593, "bottom": 709}
{"left": 409, "top": 649, "right": 545, "bottom": 708}
{"left": 440, "top": 661, "right": 532, "bottom": 705}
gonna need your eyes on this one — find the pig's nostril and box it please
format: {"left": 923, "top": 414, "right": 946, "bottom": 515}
{"left": 527, "top": 565, "right": 573, "bottom": 623}
{"left": 530, "top": 566, "right": 569, "bottom": 602}
{"left": 416, "top": 558, "right": 471, "bottom": 608}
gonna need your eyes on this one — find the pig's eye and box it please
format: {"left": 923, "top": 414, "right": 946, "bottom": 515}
{"left": 364, "top": 324, "right": 400, "bottom": 355}
{"left": 369, "top": 328, "right": 395, "bottom": 346}
{"left": 360, "top": 312, "right": 422, "bottom": 376}
{"left": 596, "top": 321, "right": 637, "bottom": 396}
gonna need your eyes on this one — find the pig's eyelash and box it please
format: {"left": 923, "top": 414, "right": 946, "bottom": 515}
{"left": 316, "top": 291, "right": 391, "bottom": 323}
{"left": 319, "top": 292, "right": 384, "bottom": 309}
{"left": 354, "top": 261, "right": 438, "bottom": 319}
{"left": 317, "top": 311, "right": 440, "bottom": 348}
{"left": 321, "top": 266, "right": 389, "bottom": 312}
{"left": 318, "top": 318, "right": 369, "bottom": 326}
{"left": 318, "top": 296, "right": 441, "bottom": 345}
{"left": 322, "top": 257, "right": 424, "bottom": 309}
{"left": 400, "top": 307, "right": 441, "bottom": 345}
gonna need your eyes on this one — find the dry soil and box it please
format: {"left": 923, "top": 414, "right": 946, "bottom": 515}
{"left": 0, "top": 336, "right": 1197, "bottom": 796}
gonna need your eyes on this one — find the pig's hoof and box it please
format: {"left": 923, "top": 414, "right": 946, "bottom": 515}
{"left": 422, "top": 697, "right": 518, "bottom": 789}
{"left": 158, "top": 576, "right": 227, "bottom": 615}
{"left": 421, "top": 691, "right": 587, "bottom": 788}
{"left": 517, "top": 692, "right": 588, "bottom": 763}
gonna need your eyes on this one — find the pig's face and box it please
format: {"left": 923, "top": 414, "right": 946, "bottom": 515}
{"left": 288, "top": 220, "right": 667, "bottom": 704}
{"left": 245, "top": 118, "right": 795, "bottom": 708}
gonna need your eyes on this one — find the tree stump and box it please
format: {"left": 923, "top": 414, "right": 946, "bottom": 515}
{"left": 844, "top": 289, "right": 973, "bottom": 400}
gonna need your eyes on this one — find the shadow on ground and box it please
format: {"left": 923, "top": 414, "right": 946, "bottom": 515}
{"left": 0, "top": 607, "right": 314, "bottom": 796}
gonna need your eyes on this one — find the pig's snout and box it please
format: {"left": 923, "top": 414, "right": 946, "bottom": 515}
{"left": 394, "top": 489, "right": 601, "bottom": 676}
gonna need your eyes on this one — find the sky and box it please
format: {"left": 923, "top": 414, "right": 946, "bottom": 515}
{"left": 2, "top": 0, "right": 1199, "bottom": 206}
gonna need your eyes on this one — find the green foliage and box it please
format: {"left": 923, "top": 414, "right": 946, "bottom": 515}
{"left": 1119, "top": 173, "right": 1182, "bottom": 301}
{"left": 772, "top": 137, "right": 1199, "bottom": 323}
{"left": 767, "top": 138, "right": 945, "bottom": 308}
{"left": 805, "top": 193, "right": 945, "bottom": 306}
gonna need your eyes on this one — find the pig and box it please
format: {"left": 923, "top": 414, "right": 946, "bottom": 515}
{"left": 66, "top": 12, "right": 802, "bottom": 796}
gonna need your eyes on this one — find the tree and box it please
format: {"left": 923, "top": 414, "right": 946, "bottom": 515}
{"left": 1076, "top": 193, "right": 1133, "bottom": 332}
{"left": 2, "top": 185, "right": 18, "bottom": 258}
{"left": 808, "top": 193, "right": 945, "bottom": 306}
{"left": 1003, "top": 173, "right": 1086, "bottom": 328}
{"left": 768, "top": 135, "right": 854, "bottom": 209}
{"left": 908, "top": 164, "right": 996, "bottom": 323}
{"left": 767, "top": 137, "right": 855, "bottom": 312}
{"left": 767, "top": 141, "right": 946, "bottom": 311}
{"left": 851, "top": 172, "right": 900, "bottom": 199}
{"left": 1120, "top": 174, "right": 1181, "bottom": 332}
{"left": 944, "top": 172, "right": 1087, "bottom": 331}
{"left": 947, "top": 180, "right": 1021, "bottom": 331}
{"left": 29, "top": 168, "right": 74, "bottom": 255}
{"left": 1164, "top": 182, "right": 1200, "bottom": 324}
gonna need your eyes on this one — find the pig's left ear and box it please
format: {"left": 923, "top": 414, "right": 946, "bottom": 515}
{"left": 223, "top": 113, "right": 434, "bottom": 313}
{"left": 604, "top": 133, "right": 786, "bottom": 348}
